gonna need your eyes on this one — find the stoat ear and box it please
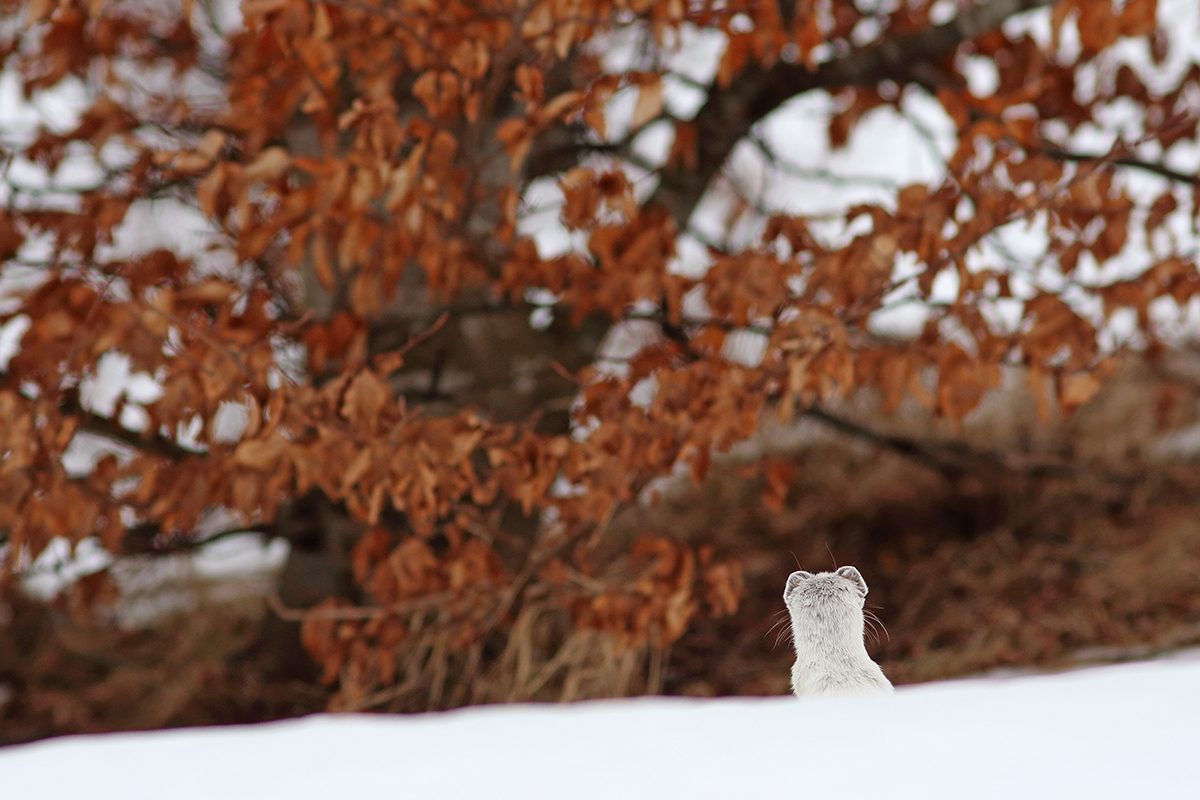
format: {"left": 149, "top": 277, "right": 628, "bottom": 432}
{"left": 836, "top": 566, "right": 868, "bottom": 596}
{"left": 784, "top": 570, "right": 813, "bottom": 599}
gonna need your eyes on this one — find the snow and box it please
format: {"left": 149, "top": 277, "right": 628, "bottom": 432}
{"left": 15, "top": 531, "right": 289, "bottom": 626}
{"left": 3, "top": 655, "right": 1198, "bottom": 799}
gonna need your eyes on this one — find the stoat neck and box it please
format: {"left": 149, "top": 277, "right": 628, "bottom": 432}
{"left": 790, "top": 609, "right": 868, "bottom": 657}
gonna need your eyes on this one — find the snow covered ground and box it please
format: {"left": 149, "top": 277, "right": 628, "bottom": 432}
{"left": 2, "top": 654, "right": 1197, "bottom": 799}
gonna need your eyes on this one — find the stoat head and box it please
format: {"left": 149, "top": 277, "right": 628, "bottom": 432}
{"left": 783, "top": 566, "right": 868, "bottom": 612}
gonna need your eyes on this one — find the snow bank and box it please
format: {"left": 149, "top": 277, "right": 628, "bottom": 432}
{"left": 2, "top": 655, "right": 1197, "bottom": 799}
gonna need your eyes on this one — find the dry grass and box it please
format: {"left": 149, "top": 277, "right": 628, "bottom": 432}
{"left": 324, "top": 601, "right": 657, "bottom": 713}
{"left": 0, "top": 586, "right": 326, "bottom": 745}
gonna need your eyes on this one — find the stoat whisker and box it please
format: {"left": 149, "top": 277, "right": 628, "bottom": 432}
{"left": 863, "top": 609, "right": 890, "bottom": 643}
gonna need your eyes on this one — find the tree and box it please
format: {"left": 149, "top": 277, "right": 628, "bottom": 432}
{"left": 1, "top": 0, "right": 1196, "bottom": 710}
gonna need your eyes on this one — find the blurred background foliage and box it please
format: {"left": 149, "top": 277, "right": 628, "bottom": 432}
{"left": 3, "top": 0, "right": 1200, "bottom": 742}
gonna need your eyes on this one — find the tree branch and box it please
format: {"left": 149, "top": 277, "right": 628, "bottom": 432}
{"left": 1040, "top": 145, "right": 1200, "bottom": 186}
{"left": 803, "top": 405, "right": 972, "bottom": 478}
{"left": 802, "top": 404, "right": 1135, "bottom": 486}
{"left": 0, "top": 375, "right": 201, "bottom": 463}
{"left": 60, "top": 388, "right": 203, "bottom": 463}
{"left": 647, "top": 0, "right": 1061, "bottom": 228}
{"left": 119, "top": 521, "right": 274, "bottom": 556}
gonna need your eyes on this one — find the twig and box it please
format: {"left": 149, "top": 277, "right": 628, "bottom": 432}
{"left": 1039, "top": 146, "right": 1200, "bottom": 187}
{"left": 802, "top": 405, "right": 970, "bottom": 478}
{"left": 58, "top": 387, "right": 204, "bottom": 462}
{"left": 267, "top": 591, "right": 460, "bottom": 622}
{"left": 801, "top": 403, "right": 1135, "bottom": 486}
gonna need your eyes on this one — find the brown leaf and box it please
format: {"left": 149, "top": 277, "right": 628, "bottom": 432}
{"left": 541, "top": 90, "right": 584, "bottom": 122}
{"left": 234, "top": 434, "right": 289, "bottom": 469}
{"left": 630, "top": 77, "right": 664, "bottom": 132}
{"left": 340, "top": 371, "right": 389, "bottom": 428}
{"left": 1118, "top": 0, "right": 1157, "bottom": 37}
{"left": 1078, "top": 0, "right": 1120, "bottom": 54}
{"left": 244, "top": 147, "right": 290, "bottom": 182}
{"left": 1026, "top": 365, "right": 1056, "bottom": 422}
{"left": 702, "top": 560, "right": 743, "bottom": 617}
{"left": 1060, "top": 371, "right": 1102, "bottom": 414}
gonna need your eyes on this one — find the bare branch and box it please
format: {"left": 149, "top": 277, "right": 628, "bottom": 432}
{"left": 1040, "top": 145, "right": 1200, "bottom": 186}
{"left": 59, "top": 388, "right": 204, "bottom": 463}
{"left": 647, "top": 0, "right": 1061, "bottom": 228}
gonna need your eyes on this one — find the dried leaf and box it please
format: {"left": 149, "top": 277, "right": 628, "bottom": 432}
{"left": 630, "top": 78, "right": 664, "bottom": 132}
{"left": 244, "top": 147, "right": 290, "bottom": 182}
{"left": 234, "top": 434, "right": 289, "bottom": 469}
{"left": 1060, "top": 371, "right": 1102, "bottom": 413}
